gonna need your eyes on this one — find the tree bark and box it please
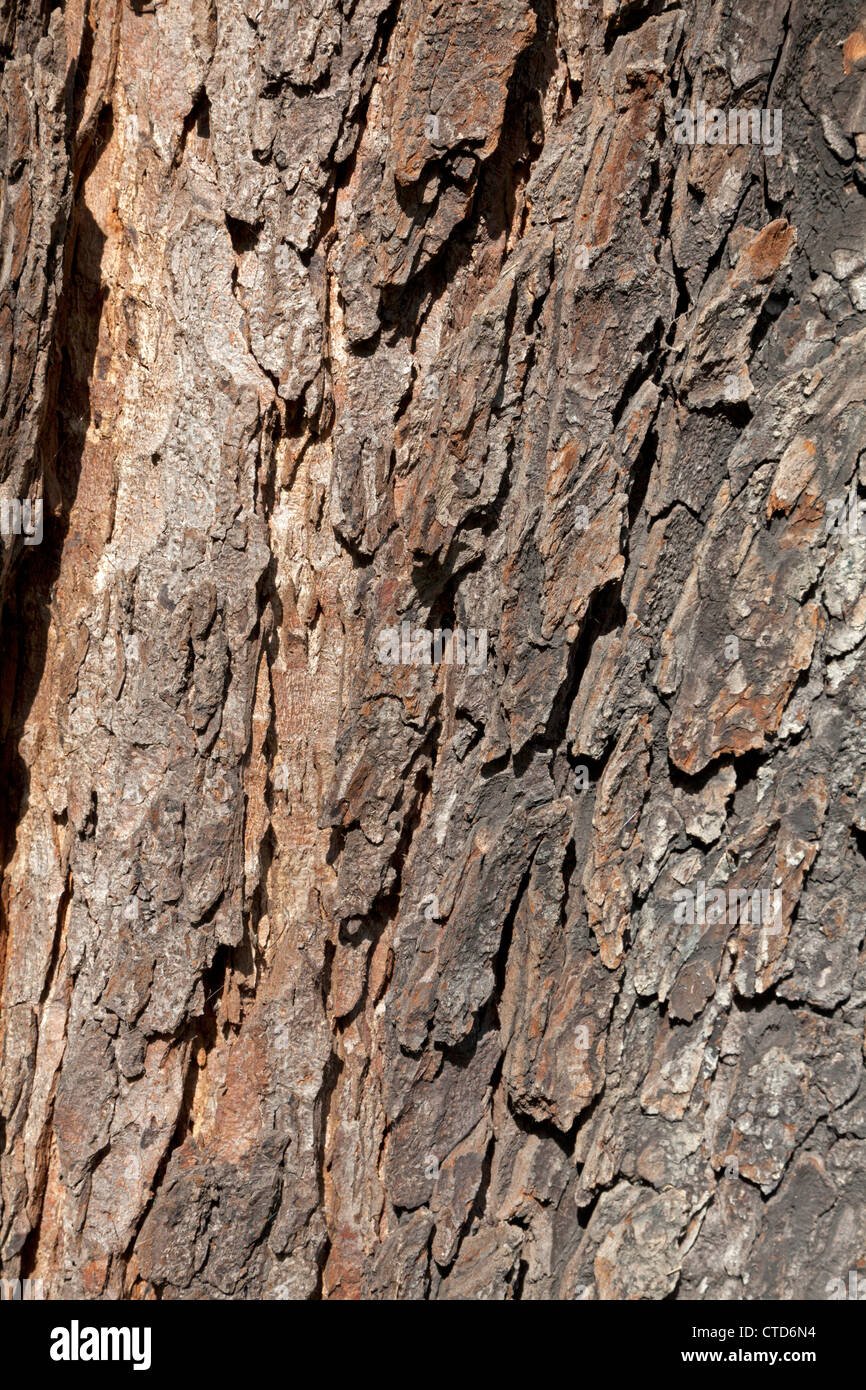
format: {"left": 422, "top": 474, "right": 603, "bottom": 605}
{"left": 2, "top": 0, "right": 866, "bottom": 1300}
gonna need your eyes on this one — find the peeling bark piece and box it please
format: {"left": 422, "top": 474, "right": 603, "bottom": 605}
{"left": 582, "top": 714, "right": 651, "bottom": 968}
{"left": 709, "top": 1006, "right": 861, "bottom": 1194}
{"left": 662, "top": 482, "right": 824, "bottom": 775}
{"left": 594, "top": 1187, "right": 689, "bottom": 1301}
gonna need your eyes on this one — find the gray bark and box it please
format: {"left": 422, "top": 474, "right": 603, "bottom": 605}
{"left": 1, "top": 0, "right": 865, "bottom": 1300}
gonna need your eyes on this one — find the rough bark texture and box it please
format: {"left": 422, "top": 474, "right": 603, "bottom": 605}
{"left": 2, "top": 0, "right": 866, "bottom": 1301}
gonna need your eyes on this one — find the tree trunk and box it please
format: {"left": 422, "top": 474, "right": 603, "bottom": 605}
{"left": 2, "top": 0, "right": 866, "bottom": 1301}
